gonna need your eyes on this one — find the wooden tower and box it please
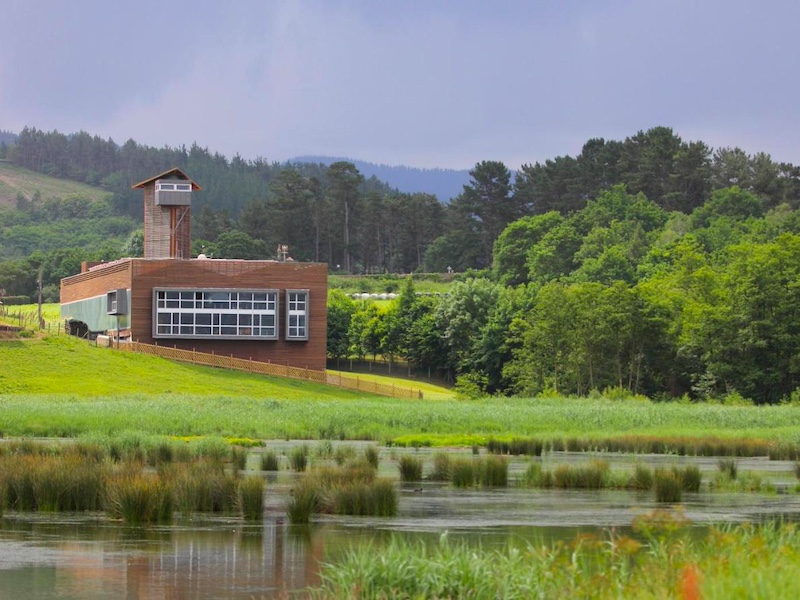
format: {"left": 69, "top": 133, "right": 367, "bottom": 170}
{"left": 132, "top": 168, "right": 201, "bottom": 259}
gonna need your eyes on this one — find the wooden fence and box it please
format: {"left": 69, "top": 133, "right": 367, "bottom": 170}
{"left": 120, "top": 341, "right": 424, "bottom": 400}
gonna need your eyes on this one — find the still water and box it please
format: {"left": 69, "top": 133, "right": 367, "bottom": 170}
{"left": 3, "top": 451, "right": 800, "bottom": 598}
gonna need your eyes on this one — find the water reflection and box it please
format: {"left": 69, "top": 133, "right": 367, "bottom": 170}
{"left": 3, "top": 481, "right": 800, "bottom": 598}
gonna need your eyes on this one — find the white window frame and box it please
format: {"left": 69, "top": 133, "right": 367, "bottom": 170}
{"left": 153, "top": 288, "right": 279, "bottom": 340}
{"left": 155, "top": 181, "right": 192, "bottom": 192}
{"left": 285, "top": 289, "right": 309, "bottom": 341}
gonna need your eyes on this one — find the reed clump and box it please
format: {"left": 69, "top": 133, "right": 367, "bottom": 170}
{"left": 230, "top": 446, "right": 248, "bottom": 471}
{"left": 398, "top": 455, "right": 423, "bottom": 482}
{"left": 166, "top": 460, "right": 238, "bottom": 514}
{"left": 237, "top": 475, "right": 265, "bottom": 521}
{"left": 717, "top": 458, "right": 738, "bottom": 480}
{"left": 654, "top": 468, "right": 683, "bottom": 503}
{"left": 290, "top": 445, "right": 310, "bottom": 472}
{"left": 363, "top": 445, "right": 380, "bottom": 470}
{"left": 429, "top": 452, "right": 451, "bottom": 482}
{"left": 105, "top": 472, "right": 173, "bottom": 524}
{"left": 287, "top": 463, "right": 397, "bottom": 523}
{"left": 260, "top": 450, "right": 280, "bottom": 471}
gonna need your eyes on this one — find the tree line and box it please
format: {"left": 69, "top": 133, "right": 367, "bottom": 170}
{"left": 329, "top": 185, "right": 800, "bottom": 404}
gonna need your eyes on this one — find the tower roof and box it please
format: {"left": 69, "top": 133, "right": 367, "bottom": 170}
{"left": 131, "top": 167, "right": 202, "bottom": 190}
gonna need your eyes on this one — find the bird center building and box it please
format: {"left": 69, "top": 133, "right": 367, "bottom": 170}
{"left": 60, "top": 168, "right": 327, "bottom": 371}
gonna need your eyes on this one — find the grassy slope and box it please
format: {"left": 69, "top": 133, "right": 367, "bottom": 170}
{"left": 3, "top": 335, "right": 800, "bottom": 443}
{"left": 0, "top": 162, "right": 111, "bottom": 207}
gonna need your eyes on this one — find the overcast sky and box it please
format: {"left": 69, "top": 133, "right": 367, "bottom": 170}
{"left": 2, "top": 0, "right": 798, "bottom": 170}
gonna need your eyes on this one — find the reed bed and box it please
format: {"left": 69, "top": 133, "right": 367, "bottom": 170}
{"left": 484, "top": 434, "right": 793, "bottom": 459}
{"left": 449, "top": 455, "right": 509, "bottom": 488}
{"left": 0, "top": 440, "right": 254, "bottom": 523}
{"left": 312, "top": 517, "right": 800, "bottom": 599}
{"left": 287, "top": 463, "right": 397, "bottom": 523}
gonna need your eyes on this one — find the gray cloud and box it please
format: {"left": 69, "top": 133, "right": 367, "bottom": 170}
{"left": 2, "top": 0, "right": 799, "bottom": 169}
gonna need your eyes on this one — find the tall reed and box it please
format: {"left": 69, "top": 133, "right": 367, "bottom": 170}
{"left": 105, "top": 473, "right": 173, "bottom": 524}
{"left": 398, "top": 455, "right": 423, "bottom": 482}
{"left": 260, "top": 450, "right": 280, "bottom": 471}
{"left": 237, "top": 475, "right": 265, "bottom": 521}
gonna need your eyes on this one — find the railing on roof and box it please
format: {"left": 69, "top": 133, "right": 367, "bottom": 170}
{"left": 119, "top": 341, "right": 424, "bottom": 400}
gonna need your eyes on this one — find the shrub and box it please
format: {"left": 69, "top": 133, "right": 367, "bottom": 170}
{"left": 260, "top": 450, "right": 280, "bottom": 471}
{"left": 398, "top": 455, "right": 423, "bottom": 482}
{"left": 237, "top": 475, "right": 265, "bottom": 521}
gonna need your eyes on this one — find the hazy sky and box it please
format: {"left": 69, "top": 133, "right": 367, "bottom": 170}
{"left": 2, "top": 0, "right": 798, "bottom": 169}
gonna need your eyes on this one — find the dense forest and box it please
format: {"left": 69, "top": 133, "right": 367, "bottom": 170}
{"left": 3, "top": 124, "right": 800, "bottom": 403}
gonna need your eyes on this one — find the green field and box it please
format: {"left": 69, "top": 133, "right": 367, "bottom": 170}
{"left": 2, "top": 335, "right": 800, "bottom": 445}
{"left": 0, "top": 162, "right": 111, "bottom": 207}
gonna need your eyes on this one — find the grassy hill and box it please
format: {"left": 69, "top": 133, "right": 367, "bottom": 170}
{"left": 0, "top": 162, "right": 111, "bottom": 208}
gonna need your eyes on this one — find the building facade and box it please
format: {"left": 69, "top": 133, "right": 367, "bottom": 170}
{"left": 60, "top": 168, "right": 328, "bottom": 371}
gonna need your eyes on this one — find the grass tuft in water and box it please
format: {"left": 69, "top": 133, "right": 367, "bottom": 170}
{"left": 290, "top": 445, "right": 310, "bottom": 472}
{"left": 654, "top": 468, "right": 683, "bottom": 503}
{"left": 260, "top": 450, "right": 280, "bottom": 471}
{"left": 398, "top": 455, "right": 423, "bottom": 482}
{"left": 237, "top": 475, "right": 265, "bottom": 521}
{"left": 105, "top": 473, "right": 173, "bottom": 524}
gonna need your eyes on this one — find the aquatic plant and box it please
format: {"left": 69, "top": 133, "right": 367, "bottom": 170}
{"left": 230, "top": 446, "right": 248, "bottom": 470}
{"left": 363, "top": 445, "right": 380, "bottom": 470}
{"left": 290, "top": 445, "right": 310, "bottom": 472}
{"left": 654, "top": 468, "right": 683, "bottom": 503}
{"left": 397, "top": 455, "right": 423, "bottom": 482}
{"left": 105, "top": 473, "right": 173, "bottom": 524}
{"left": 429, "top": 452, "right": 451, "bottom": 482}
{"left": 450, "top": 458, "right": 477, "bottom": 488}
{"left": 717, "top": 457, "right": 738, "bottom": 480}
{"left": 260, "top": 450, "right": 280, "bottom": 471}
{"left": 630, "top": 463, "right": 654, "bottom": 490}
{"left": 237, "top": 475, "right": 265, "bottom": 521}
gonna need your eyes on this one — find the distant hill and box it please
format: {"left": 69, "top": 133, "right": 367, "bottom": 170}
{"left": 0, "top": 162, "right": 111, "bottom": 208}
{"left": 291, "top": 155, "right": 470, "bottom": 202}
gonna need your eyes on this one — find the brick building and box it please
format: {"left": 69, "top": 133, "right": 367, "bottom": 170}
{"left": 60, "top": 168, "right": 328, "bottom": 371}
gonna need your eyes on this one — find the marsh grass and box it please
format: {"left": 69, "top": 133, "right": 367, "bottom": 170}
{"left": 287, "top": 484, "right": 319, "bottom": 525}
{"left": 430, "top": 453, "right": 451, "bottom": 481}
{"left": 168, "top": 461, "right": 237, "bottom": 514}
{"left": 260, "top": 450, "right": 280, "bottom": 471}
{"left": 450, "top": 458, "right": 477, "bottom": 488}
{"left": 363, "top": 445, "right": 379, "bottom": 469}
{"left": 230, "top": 446, "right": 248, "bottom": 471}
{"left": 288, "top": 464, "right": 397, "bottom": 521}
{"left": 105, "top": 473, "right": 173, "bottom": 524}
{"left": 314, "top": 519, "right": 800, "bottom": 599}
{"left": 237, "top": 475, "right": 265, "bottom": 520}
{"left": 654, "top": 469, "right": 683, "bottom": 502}
{"left": 397, "top": 455, "right": 423, "bottom": 482}
{"left": 717, "top": 458, "right": 738, "bottom": 480}
{"left": 333, "top": 445, "right": 357, "bottom": 465}
{"left": 630, "top": 463, "right": 654, "bottom": 490}
{"left": 553, "top": 460, "right": 610, "bottom": 489}
{"left": 290, "top": 445, "right": 310, "bottom": 472}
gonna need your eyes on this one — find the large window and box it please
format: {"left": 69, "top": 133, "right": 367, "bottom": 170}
{"left": 154, "top": 289, "right": 278, "bottom": 339}
{"left": 286, "top": 290, "right": 309, "bottom": 340}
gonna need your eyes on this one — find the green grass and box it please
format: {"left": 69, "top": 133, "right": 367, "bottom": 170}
{"left": 6, "top": 335, "right": 800, "bottom": 445}
{"left": 327, "top": 369, "right": 453, "bottom": 400}
{"left": 313, "top": 519, "right": 800, "bottom": 599}
{"left": 0, "top": 162, "right": 111, "bottom": 208}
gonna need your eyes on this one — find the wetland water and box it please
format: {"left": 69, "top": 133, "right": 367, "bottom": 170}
{"left": 2, "top": 452, "right": 800, "bottom": 598}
